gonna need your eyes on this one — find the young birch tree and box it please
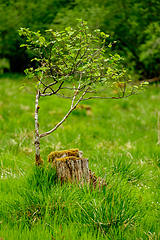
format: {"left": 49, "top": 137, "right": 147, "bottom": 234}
{"left": 18, "top": 20, "right": 147, "bottom": 165}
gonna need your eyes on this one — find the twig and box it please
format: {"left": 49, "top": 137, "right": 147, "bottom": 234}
{"left": 23, "top": 86, "right": 36, "bottom": 95}
{"left": 81, "top": 91, "right": 137, "bottom": 101}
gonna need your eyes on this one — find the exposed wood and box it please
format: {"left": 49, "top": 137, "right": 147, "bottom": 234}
{"left": 54, "top": 157, "right": 90, "bottom": 185}
{"left": 48, "top": 149, "right": 90, "bottom": 185}
{"left": 47, "top": 149, "right": 107, "bottom": 188}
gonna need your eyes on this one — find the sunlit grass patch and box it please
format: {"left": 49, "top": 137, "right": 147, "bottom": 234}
{"left": 0, "top": 76, "right": 160, "bottom": 239}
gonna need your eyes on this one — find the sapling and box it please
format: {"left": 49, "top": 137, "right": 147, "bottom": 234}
{"left": 18, "top": 20, "right": 148, "bottom": 165}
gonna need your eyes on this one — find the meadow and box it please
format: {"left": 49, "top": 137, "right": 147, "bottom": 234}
{"left": 0, "top": 74, "right": 160, "bottom": 239}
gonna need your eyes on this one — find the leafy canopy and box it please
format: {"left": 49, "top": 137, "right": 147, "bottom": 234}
{"left": 18, "top": 20, "right": 147, "bottom": 99}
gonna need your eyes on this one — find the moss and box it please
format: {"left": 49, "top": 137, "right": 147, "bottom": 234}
{"left": 35, "top": 154, "right": 44, "bottom": 166}
{"left": 57, "top": 156, "right": 81, "bottom": 162}
{"left": 47, "top": 149, "right": 80, "bottom": 163}
{"left": 67, "top": 149, "right": 80, "bottom": 157}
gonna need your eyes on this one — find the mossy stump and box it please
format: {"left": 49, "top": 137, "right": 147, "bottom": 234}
{"left": 48, "top": 149, "right": 90, "bottom": 185}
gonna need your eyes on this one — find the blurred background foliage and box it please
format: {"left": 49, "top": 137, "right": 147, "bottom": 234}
{"left": 0, "top": 0, "right": 159, "bottom": 79}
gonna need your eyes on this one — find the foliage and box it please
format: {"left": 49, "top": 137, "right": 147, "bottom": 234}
{"left": 0, "top": 57, "right": 10, "bottom": 74}
{"left": 18, "top": 20, "right": 124, "bottom": 88}
{"left": 53, "top": 0, "right": 160, "bottom": 79}
{"left": 140, "top": 22, "right": 160, "bottom": 77}
{"left": 18, "top": 19, "right": 148, "bottom": 102}
{"left": 18, "top": 20, "right": 148, "bottom": 157}
{"left": 0, "top": 0, "right": 160, "bottom": 78}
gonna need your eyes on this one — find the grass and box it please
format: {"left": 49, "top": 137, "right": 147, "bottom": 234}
{"left": 0, "top": 74, "right": 160, "bottom": 239}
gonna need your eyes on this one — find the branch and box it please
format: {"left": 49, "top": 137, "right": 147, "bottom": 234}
{"left": 71, "top": 84, "right": 77, "bottom": 108}
{"left": 55, "top": 93, "right": 76, "bottom": 99}
{"left": 61, "top": 86, "right": 75, "bottom": 90}
{"left": 70, "top": 34, "right": 92, "bottom": 73}
{"left": 71, "top": 82, "right": 81, "bottom": 108}
{"left": 40, "top": 90, "right": 88, "bottom": 138}
{"left": 81, "top": 91, "right": 137, "bottom": 101}
{"left": 40, "top": 82, "right": 64, "bottom": 97}
{"left": 54, "top": 81, "right": 64, "bottom": 94}
{"left": 42, "top": 81, "right": 58, "bottom": 93}
{"left": 38, "top": 77, "right": 55, "bottom": 94}
{"left": 40, "top": 91, "right": 55, "bottom": 97}
{"left": 22, "top": 86, "right": 36, "bottom": 95}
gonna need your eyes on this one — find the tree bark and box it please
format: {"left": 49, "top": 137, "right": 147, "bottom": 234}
{"left": 55, "top": 157, "right": 90, "bottom": 185}
{"left": 47, "top": 149, "right": 90, "bottom": 185}
{"left": 35, "top": 90, "right": 44, "bottom": 166}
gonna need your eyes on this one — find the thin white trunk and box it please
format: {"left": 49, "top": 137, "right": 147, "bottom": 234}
{"left": 34, "top": 90, "right": 40, "bottom": 155}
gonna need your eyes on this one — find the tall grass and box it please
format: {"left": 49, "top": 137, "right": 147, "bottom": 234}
{"left": 0, "top": 74, "right": 160, "bottom": 239}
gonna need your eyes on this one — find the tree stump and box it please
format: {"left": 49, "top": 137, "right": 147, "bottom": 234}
{"left": 47, "top": 149, "right": 90, "bottom": 185}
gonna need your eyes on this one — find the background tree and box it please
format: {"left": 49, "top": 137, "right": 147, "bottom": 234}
{"left": 53, "top": 0, "right": 160, "bottom": 79}
{"left": 139, "top": 21, "right": 160, "bottom": 79}
{"left": 19, "top": 20, "right": 148, "bottom": 165}
{"left": 0, "top": 0, "right": 159, "bottom": 79}
{"left": 0, "top": 0, "right": 71, "bottom": 72}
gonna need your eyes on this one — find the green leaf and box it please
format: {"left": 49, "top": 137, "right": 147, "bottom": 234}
{"left": 65, "top": 27, "right": 71, "bottom": 32}
{"left": 143, "top": 81, "right": 149, "bottom": 85}
{"left": 20, "top": 44, "right": 26, "bottom": 48}
{"left": 94, "top": 29, "right": 100, "bottom": 33}
{"left": 39, "top": 36, "right": 45, "bottom": 44}
{"left": 19, "top": 83, "right": 26, "bottom": 90}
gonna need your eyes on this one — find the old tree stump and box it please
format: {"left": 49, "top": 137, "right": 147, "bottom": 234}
{"left": 47, "top": 149, "right": 90, "bottom": 185}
